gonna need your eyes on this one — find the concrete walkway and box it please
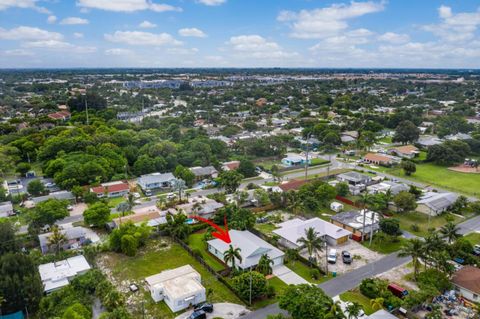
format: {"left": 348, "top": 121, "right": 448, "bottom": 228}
{"left": 272, "top": 265, "right": 308, "bottom": 285}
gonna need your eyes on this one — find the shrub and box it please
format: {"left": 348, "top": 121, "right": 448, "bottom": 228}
{"left": 359, "top": 278, "right": 388, "bottom": 299}
{"left": 310, "top": 268, "right": 320, "bottom": 280}
{"left": 410, "top": 224, "right": 420, "bottom": 232}
{"left": 416, "top": 269, "right": 452, "bottom": 292}
{"left": 231, "top": 271, "right": 267, "bottom": 301}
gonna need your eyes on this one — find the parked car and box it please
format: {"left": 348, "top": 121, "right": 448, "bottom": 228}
{"left": 67, "top": 205, "right": 74, "bottom": 211}
{"left": 132, "top": 192, "right": 141, "bottom": 199}
{"left": 194, "top": 302, "right": 213, "bottom": 313}
{"left": 473, "top": 245, "right": 480, "bottom": 256}
{"left": 327, "top": 249, "right": 337, "bottom": 264}
{"left": 144, "top": 189, "right": 152, "bottom": 197}
{"left": 188, "top": 310, "right": 206, "bottom": 319}
{"left": 342, "top": 251, "right": 352, "bottom": 264}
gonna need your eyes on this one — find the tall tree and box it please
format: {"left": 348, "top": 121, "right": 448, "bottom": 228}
{"left": 398, "top": 238, "right": 425, "bottom": 279}
{"left": 224, "top": 245, "right": 242, "bottom": 270}
{"left": 440, "top": 222, "right": 462, "bottom": 244}
{"left": 48, "top": 225, "right": 67, "bottom": 255}
{"left": 296, "top": 227, "right": 325, "bottom": 263}
{"left": 393, "top": 120, "right": 420, "bottom": 145}
{"left": 256, "top": 253, "right": 274, "bottom": 275}
{"left": 218, "top": 170, "right": 244, "bottom": 194}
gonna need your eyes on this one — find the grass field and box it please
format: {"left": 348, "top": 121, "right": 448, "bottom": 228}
{"left": 375, "top": 163, "right": 480, "bottom": 197}
{"left": 187, "top": 232, "right": 226, "bottom": 272}
{"left": 340, "top": 290, "right": 375, "bottom": 315}
{"left": 391, "top": 212, "right": 462, "bottom": 237}
{"left": 464, "top": 232, "right": 480, "bottom": 245}
{"left": 254, "top": 222, "right": 278, "bottom": 236}
{"left": 362, "top": 235, "right": 407, "bottom": 254}
{"left": 99, "top": 238, "right": 243, "bottom": 318}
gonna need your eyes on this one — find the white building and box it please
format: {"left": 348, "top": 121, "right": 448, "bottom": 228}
{"left": 38, "top": 255, "right": 91, "bottom": 293}
{"left": 273, "top": 218, "right": 351, "bottom": 247}
{"left": 137, "top": 172, "right": 177, "bottom": 191}
{"left": 145, "top": 265, "right": 206, "bottom": 312}
{"left": 207, "top": 230, "right": 284, "bottom": 270}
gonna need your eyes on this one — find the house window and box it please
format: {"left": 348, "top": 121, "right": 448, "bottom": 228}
{"left": 474, "top": 294, "right": 478, "bottom": 300}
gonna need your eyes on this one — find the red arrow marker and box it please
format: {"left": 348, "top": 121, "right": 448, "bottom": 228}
{"left": 191, "top": 215, "right": 231, "bottom": 244}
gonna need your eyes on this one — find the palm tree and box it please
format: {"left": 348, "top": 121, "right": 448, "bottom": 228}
{"left": 223, "top": 245, "right": 242, "bottom": 270}
{"left": 325, "top": 300, "right": 344, "bottom": 319}
{"left": 165, "top": 213, "right": 189, "bottom": 240}
{"left": 171, "top": 178, "right": 186, "bottom": 201}
{"left": 296, "top": 227, "right": 325, "bottom": 264}
{"left": 346, "top": 302, "right": 363, "bottom": 319}
{"left": 256, "top": 253, "right": 274, "bottom": 275}
{"left": 440, "top": 222, "right": 462, "bottom": 244}
{"left": 423, "top": 232, "right": 447, "bottom": 270}
{"left": 126, "top": 192, "right": 135, "bottom": 211}
{"left": 285, "top": 248, "right": 299, "bottom": 265}
{"left": 370, "top": 297, "right": 384, "bottom": 311}
{"left": 48, "top": 225, "right": 67, "bottom": 255}
{"left": 398, "top": 238, "right": 424, "bottom": 279}
{"left": 286, "top": 191, "right": 303, "bottom": 216}
{"left": 360, "top": 193, "right": 371, "bottom": 241}
{"left": 271, "top": 165, "right": 282, "bottom": 182}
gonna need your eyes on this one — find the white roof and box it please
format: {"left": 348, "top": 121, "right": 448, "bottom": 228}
{"left": 417, "top": 192, "right": 458, "bottom": 211}
{"left": 207, "top": 230, "right": 284, "bottom": 269}
{"left": 145, "top": 265, "right": 204, "bottom": 300}
{"left": 368, "top": 309, "right": 398, "bottom": 319}
{"left": 273, "top": 218, "right": 351, "bottom": 243}
{"left": 38, "top": 255, "right": 91, "bottom": 292}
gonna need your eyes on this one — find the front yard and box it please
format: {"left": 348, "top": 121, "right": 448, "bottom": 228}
{"left": 96, "top": 238, "right": 243, "bottom": 319}
{"left": 340, "top": 290, "right": 375, "bottom": 315}
{"left": 362, "top": 235, "right": 408, "bottom": 254}
{"left": 464, "top": 232, "right": 480, "bottom": 245}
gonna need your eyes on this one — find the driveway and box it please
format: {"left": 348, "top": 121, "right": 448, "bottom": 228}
{"left": 272, "top": 265, "right": 308, "bottom": 285}
{"left": 175, "top": 303, "right": 249, "bottom": 319}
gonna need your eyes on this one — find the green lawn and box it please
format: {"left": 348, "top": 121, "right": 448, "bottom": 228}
{"left": 362, "top": 235, "right": 407, "bottom": 254}
{"left": 378, "top": 136, "right": 393, "bottom": 144}
{"left": 374, "top": 163, "right": 480, "bottom": 197}
{"left": 286, "top": 261, "right": 332, "bottom": 284}
{"left": 464, "top": 233, "right": 480, "bottom": 245}
{"left": 310, "top": 158, "right": 330, "bottom": 166}
{"left": 107, "top": 196, "right": 126, "bottom": 208}
{"left": 254, "top": 223, "right": 278, "bottom": 236}
{"left": 392, "top": 212, "right": 462, "bottom": 237}
{"left": 187, "top": 232, "right": 226, "bottom": 272}
{"left": 340, "top": 290, "right": 375, "bottom": 315}
{"left": 99, "top": 238, "right": 243, "bottom": 319}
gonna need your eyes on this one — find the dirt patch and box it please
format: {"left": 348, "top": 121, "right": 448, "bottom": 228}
{"left": 375, "top": 262, "right": 418, "bottom": 291}
{"left": 448, "top": 165, "right": 480, "bottom": 174}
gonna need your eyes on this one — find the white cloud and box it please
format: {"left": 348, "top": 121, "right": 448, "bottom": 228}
{"left": 21, "top": 39, "right": 97, "bottom": 53}
{"left": 47, "top": 15, "right": 57, "bottom": 24}
{"left": 278, "top": 1, "right": 384, "bottom": 39}
{"left": 73, "top": 32, "right": 84, "bottom": 38}
{"left": 178, "top": 27, "right": 206, "bottom": 38}
{"left": 196, "top": 0, "right": 225, "bottom": 6}
{"left": 76, "top": 0, "right": 182, "bottom": 12}
{"left": 0, "top": 0, "right": 49, "bottom": 13}
{"left": 105, "top": 31, "right": 182, "bottom": 46}
{"left": 378, "top": 32, "right": 410, "bottom": 44}
{"left": 105, "top": 48, "right": 133, "bottom": 55}
{"left": 166, "top": 47, "right": 199, "bottom": 55}
{"left": 60, "top": 17, "right": 89, "bottom": 25}
{"left": 3, "top": 48, "right": 34, "bottom": 56}
{"left": 226, "top": 34, "right": 298, "bottom": 59}
{"left": 139, "top": 20, "right": 156, "bottom": 28}
{"left": 0, "top": 26, "right": 63, "bottom": 41}
{"left": 422, "top": 5, "right": 480, "bottom": 42}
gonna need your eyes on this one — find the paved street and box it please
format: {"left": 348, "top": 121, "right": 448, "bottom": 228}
{"left": 457, "top": 214, "right": 480, "bottom": 235}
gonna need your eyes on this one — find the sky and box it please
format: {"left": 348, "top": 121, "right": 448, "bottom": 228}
{"left": 1, "top": 0, "right": 480, "bottom": 68}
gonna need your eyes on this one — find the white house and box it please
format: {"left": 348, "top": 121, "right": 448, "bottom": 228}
{"left": 207, "top": 230, "right": 284, "bottom": 270}
{"left": 417, "top": 192, "right": 459, "bottom": 216}
{"left": 273, "top": 218, "right": 351, "bottom": 247}
{"left": 137, "top": 172, "right": 177, "bottom": 191}
{"left": 330, "top": 202, "right": 344, "bottom": 213}
{"left": 451, "top": 266, "right": 480, "bottom": 302}
{"left": 38, "top": 255, "right": 91, "bottom": 293}
{"left": 281, "top": 154, "right": 310, "bottom": 167}
{"left": 145, "top": 265, "right": 206, "bottom": 312}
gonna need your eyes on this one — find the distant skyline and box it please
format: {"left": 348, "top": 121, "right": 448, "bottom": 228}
{"left": 1, "top": 0, "right": 480, "bottom": 68}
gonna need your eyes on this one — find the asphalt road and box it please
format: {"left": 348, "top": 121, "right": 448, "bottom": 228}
{"left": 242, "top": 252, "right": 412, "bottom": 319}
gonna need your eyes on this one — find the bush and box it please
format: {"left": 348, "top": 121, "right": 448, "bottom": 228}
{"left": 380, "top": 218, "right": 402, "bottom": 236}
{"left": 410, "top": 224, "right": 420, "bottom": 232}
{"left": 231, "top": 271, "right": 267, "bottom": 301}
{"left": 416, "top": 269, "right": 452, "bottom": 292}
{"left": 266, "top": 284, "right": 276, "bottom": 297}
{"left": 310, "top": 268, "right": 320, "bottom": 280}
{"left": 359, "top": 278, "right": 388, "bottom": 299}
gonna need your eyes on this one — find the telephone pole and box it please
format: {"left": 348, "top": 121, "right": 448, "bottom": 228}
{"left": 304, "top": 132, "right": 311, "bottom": 181}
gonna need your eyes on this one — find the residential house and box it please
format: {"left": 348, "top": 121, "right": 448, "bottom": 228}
{"left": 388, "top": 145, "right": 419, "bottom": 159}
{"left": 369, "top": 310, "right": 398, "bottom": 319}
{"left": 47, "top": 111, "right": 71, "bottom": 121}
{"left": 207, "top": 230, "right": 284, "bottom": 270}
{"left": 90, "top": 180, "right": 129, "bottom": 198}
{"left": 417, "top": 136, "right": 443, "bottom": 149}
{"left": 31, "top": 190, "right": 75, "bottom": 205}
{"left": 336, "top": 171, "right": 372, "bottom": 195}
{"left": 145, "top": 265, "right": 206, "bottom": 312}
{"left": 363, "top": 153, "right": 398, "bottom": 166}
{"left": 112, "top": 207, "right": 168, "bottom": 228}
{"left": 281, "top": 154, "right": 310, "bottom": 167}
{"left": 278, "top": 179, "right": 309, "bottom": 192}
{"left": 417, "top": 192, "right": 459, "bottom": 216}
{"left": 189, "top": 166, "right": 218, "bottom": 182}
{"left": 221, "top": 161, "right": 240, "bottom": 171}
{"left": 273, "top": 218, "right": 351, "bottom": 248}
{"left": 367, "top": 181, "right": 409, "bottom": 195}
{"left": 0, "top": 201, "right": 13, "bottom": 217}
{"left": 175, "top": 196, "right": 224, "bottom": 219}
{"left": 451, "top": 266, "right": 480, "bottom": 302}
{"left": 38, "top": 255, "right": 91, "bottom": 293}
{"left": 38, "top": 226, "right": 100, "bottom": 254}
{"left": 340, "top": 131, "right": 358, "bottom": 144}
{"left": 445, "top": 133, "right": 472, "bottom": 141}
{"left": 330, "top": 210, "right": 380, "bottom": 241}
{"left": 137, "top": 172, "right": 177, "bottom": 191}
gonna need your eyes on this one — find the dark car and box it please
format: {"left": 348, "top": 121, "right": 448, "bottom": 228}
{"left": 188, "top": 310, "right": 206, "bottom": 319}
{"left": 194, "top": 302, "right": 213, "bottom": 313}
{"left": 342, "top": 251, "right": 352, "bottom": 264}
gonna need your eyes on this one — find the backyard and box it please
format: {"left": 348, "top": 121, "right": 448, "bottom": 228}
{"left": 96, "top": 238, "right": 243, "bottom": 319}
{"left": 187, "top": 232, "right": 226, "bottom": 272}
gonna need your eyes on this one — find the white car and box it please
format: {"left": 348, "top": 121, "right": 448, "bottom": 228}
{"left": 327, "top": 249, "right": 337, "bottom": 264}
{"left": 132, "top": 192, "right": 141, "bottom": 199}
